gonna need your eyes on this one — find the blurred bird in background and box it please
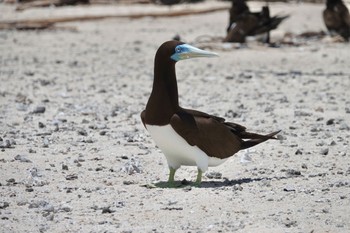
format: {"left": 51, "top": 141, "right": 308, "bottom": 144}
{"left": 224, "top": 0, "right": 289, "bottom": 43}
{"left": 323, "top": 0, "right": 350, "bottom": 41}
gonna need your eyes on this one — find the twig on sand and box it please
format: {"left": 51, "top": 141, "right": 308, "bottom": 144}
{"left": 0, "top": 5, "right": 229, "bottom": 30}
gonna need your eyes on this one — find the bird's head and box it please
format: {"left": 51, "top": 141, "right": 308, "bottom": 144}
{"left": 156, "top": 40, "right": 218, "bottom": 63}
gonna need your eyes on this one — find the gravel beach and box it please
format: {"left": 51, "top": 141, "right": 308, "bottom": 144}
{"left": 1, "top": 1, "right": 350, "bottom": 232}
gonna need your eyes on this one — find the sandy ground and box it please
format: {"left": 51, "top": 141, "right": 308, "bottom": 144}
{"left": 1, "top": 1, "right": 350, "bottom": 232}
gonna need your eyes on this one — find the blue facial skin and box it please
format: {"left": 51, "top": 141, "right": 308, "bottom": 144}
{"left": 170, "top": 44, "right": 190, "bottom": 62}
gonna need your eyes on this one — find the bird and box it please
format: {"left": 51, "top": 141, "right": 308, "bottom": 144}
{"left": 323, "top": 0, "right": 350, "bottom": 41}
{"left": 224, "top": 0, "right": 289, "bottom": 43}
{"left": 141, "top": 40, "right": 280, "bottom": 187}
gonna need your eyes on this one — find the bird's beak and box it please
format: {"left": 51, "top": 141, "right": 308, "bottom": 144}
{"left": 171, "top": 44, "right": 218, "bottom": 61}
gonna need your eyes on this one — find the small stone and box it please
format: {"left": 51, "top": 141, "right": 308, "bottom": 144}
{"left": 45, "top": 213, "right": 54, "bottom": 221}
{"left": 315, "top": 107, "right": 324, "bottom": 112}
{"left": 322, "top": 208, "right": 329, "bottom": 213}
{"left": 77, "top": 129, "right": 87, "bottom": 136}
{"left": 81, "top": 119, "right": 89, "bottom": 124}
{"left": 320, "top": 148, "right": 329, "bottom": 155}
{"left": 233, "top": 184, "right": 243, "bottom": 191}
{"left": 28, "top": 148, "right": 36, "bottom": 153}
{"left": 205, "top": 171, "right": 222, "bottom": 179}
{"left": 294, "top": 111, "right": 312, "bottom": 117}
{"left": 99, "top": 131, "right": 107, "bottom": 136}
{"left": 32, "top": 106, "right": 46, "bottom": 114}
{"left": 115, "top": 201, "right": 125, "bottom": 208}
{"left": 65, "top": 174, "right": 78, "bottom": 180}
{"left": 28, "top": 200, "right": 48, "bottom": 209}
{"left": 7, "top": 178, "right": 16, "bottom": 184}
{"left": 16, "top": 103, "right": 28, "bottom": 112}
{"left": 0, "top": 140, "right": 12, "bottom": 149}
{"left": 301, "top": 163, "right": 308, "bottom": 169}
{"left": 295, "top": 149, "right": 303, "bottom": 155}
{"left": 120, "top": 158, "right": 142, "bottom": 175}
{"left": 283, "top": 186, "right": 296, "bottom": 192}
{"left": 38, "top": 122, "right": 45, "bottom": 128}
{"left": 326, "top": 119, "right": 335, "bottom": 125}
{"left": 0, "top": 202, "right": 9, "bottom": 209}
{"left": 285, "top": 169, "right": 301, "bottom": 176}
{"left": 26, "top": 187, "right": 34, "bottom": 192}
{"left": 43, "top": 138, "right": 49, "bottom": 148}
{"left": 283, "top": 218, "right": 297, "bottom": 228}
{"left": 14, "top": 154, "right": 32, "bottom": 163}
{"left": 42, "top": 204, "right": 55, "bottom": 213}
{"left": 59, "top": 204, "right": 72, "bottom": 212}
{"left": 183, "top": 186, "right": 192, "bottom": 192}
{"left": 62, "top": 164, "right": 69, "bottom": 170}
{"left": 339, "top": 122, "right": 350, "bottom": 130}
{"left": 102, "top": 207, "right": 115, "bottom": 214}
{"left": 122, "top": 180, "right": 134, "bottom": 185}
{"left": 17, "top": 200, "right": 28, "bottom": 206}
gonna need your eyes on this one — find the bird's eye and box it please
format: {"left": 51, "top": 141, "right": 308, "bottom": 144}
{"left": 175, "top": 47, "right": 182, "bottom": 53}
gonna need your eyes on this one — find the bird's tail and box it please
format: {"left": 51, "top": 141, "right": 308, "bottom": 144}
{"left": 241, "top": 130, "right": 280, "bottom": 150}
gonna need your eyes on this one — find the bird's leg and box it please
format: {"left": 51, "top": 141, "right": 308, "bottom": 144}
{"left": 168, "top": 167, "right": 176, "bottom": 186}
{"left": 195, "top": 169, "right": 203, "bottom": 186}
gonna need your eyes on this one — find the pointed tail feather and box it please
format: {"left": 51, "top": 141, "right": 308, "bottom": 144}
{"left": 241, "top": 130, "right": 280, "bottom": 150}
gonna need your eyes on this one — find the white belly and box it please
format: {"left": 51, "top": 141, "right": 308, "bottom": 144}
{"left": 146, "top": 124, "right": 227, "bottom": 171}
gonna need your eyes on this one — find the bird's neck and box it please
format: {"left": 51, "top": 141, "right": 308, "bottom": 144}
{"left": 145, "top": 58, "right": 179, "bottom": 125}
{"left": 326, "top": 0, "right": 340, "bottom": 8}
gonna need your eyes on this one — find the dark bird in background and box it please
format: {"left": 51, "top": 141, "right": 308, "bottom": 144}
{"left": 141, "top": 40, "right": 280, "bottom": 186}
{"left": 323, "top": 0, "right": 350, "bottom": 41}
{"left": 224, "top": 0, "right": 289, "bottom": 43}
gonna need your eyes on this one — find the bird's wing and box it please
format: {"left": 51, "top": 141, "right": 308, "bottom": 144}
{"left": 170, "top": 110, "right": 243, "bottom": 159}
{"left": 338, "top": 3, "right": 350, "bottom": 26}
{"left": 323, "top": 9, "right": 341, "bottom": 31}
{"left": 224, "top": 14, "right": 258, "bottom": 42}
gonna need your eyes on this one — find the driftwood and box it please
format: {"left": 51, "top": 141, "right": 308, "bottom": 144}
{"left": 16, "top": 0, "right": 90, "bottom": 11}
{"left": 15, "top": 0, "right": 209, "bottom": 11}
{"left": 1, "top": 5, "right": 229, "bottom": 30}
{"left": 0, "top": 22, "right": 55, "bottom": 30}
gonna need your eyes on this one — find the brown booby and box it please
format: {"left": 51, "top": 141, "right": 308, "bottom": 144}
{"left": 323, "top": 0, "right": 350, "bottom": 41}
{"left": 141, "top": 40, "right": 280, "bottom": 186}
{"left": 224, "top": 0, "right": 289, "bottom": 43}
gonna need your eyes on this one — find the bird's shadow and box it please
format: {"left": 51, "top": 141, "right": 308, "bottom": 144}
{"left": 143, "top": 176, "right": 290, "bottom": 189}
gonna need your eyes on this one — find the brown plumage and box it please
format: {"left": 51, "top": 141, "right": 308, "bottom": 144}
{"left": 224, "top": 0, "right": 289, "bottom": 43}
{"left": 323, "top": 0, "right": 350, "bottom": 41}
{"left": 169, "top": 109, "right": 279, "bottom": 159}
{"left": 141, "top": 40, "right": 280, "bottom": 185}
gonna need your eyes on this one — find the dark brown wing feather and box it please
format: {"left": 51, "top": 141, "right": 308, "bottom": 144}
{"left": 170, "top": 109, "right": 280, "bottom": 159}
{"left": 323, "top": 1, "right": 350, "bottom": 40}
{"left": 323, "top": 8, "right": 343, "bottom": 32}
